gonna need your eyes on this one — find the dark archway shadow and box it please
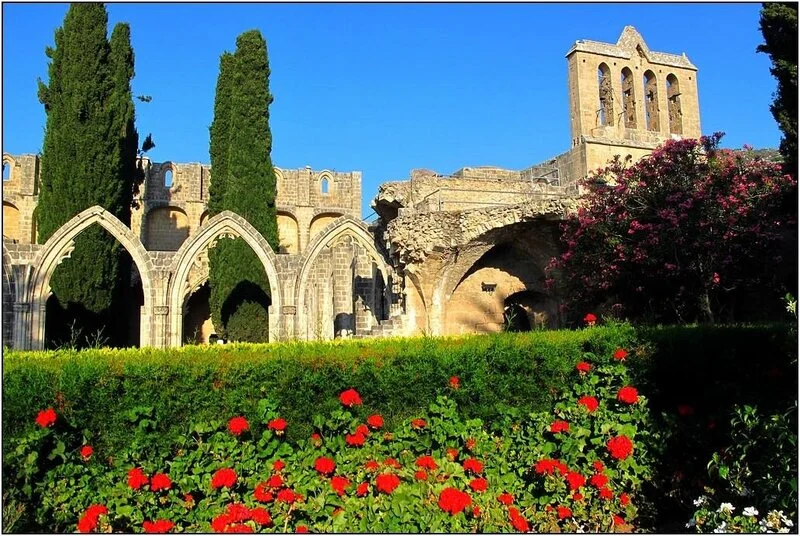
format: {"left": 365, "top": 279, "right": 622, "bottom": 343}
{"left": 221, "top": 280, "right": 271, "bottom": 342}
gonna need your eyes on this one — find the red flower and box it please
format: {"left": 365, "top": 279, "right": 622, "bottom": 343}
{"left": 677, "top": 404, "right": 695, "bottom": 416}
{"left": 557, "top": 505, "right": 573, "bottom": 519}
{"left": 211, "top": 468, "right": 237, "bottom": 489}
{"left": 617, "top": 386, "right": 639, "bottom": 404}
{"left": 383, "top": 457, "right": 401, "bottom": 469}
{"left": 465, "top": 438, "right": 477, "bottom": 451}
{"left": 267, "top": 475, "right": 283, "bottom": 489}
{"left": 462, "top": 458, "right": 484, "bottom": 474}
{"left": 356, "top": 482, "right": 369, "bottom": 497}
{"left": 314, "top": 457, "right": 336, "bottom": 475}
{"left": 592, "top": 460, "right": 605, "bottom": 473}
{"left": 345, "top": 432, "right": 366, "bottom": 447}
{"left": 249, "top": 507, "right": 272, "bottom": 526}
{"left": 150, "top": 473, "right": 172, "bottom": 492}
{"left": 550, "top": 420, "right": 570, "bottom": 433}
{"left": 573, "top": 492, "right": 584, "bottom": 501}
{"left": 296, "top": 526, "right": 309, "bottom": 533}
{"left": 509, "top": 507, "right": 529, "bottom": 532}
{"left": 411, "top": 418, "right": 427, "bottom": 428}
{"left": 331, "top": 475, "right": 350, "bottom": 496}
{"left": 613, "top": 348, "right": 628, "bottom": 361}
{"left": 497, "top": 492, "right": 514, "bottom": 505}
{"left": 355, "top": 424, "right": 370, "bottom": 436}
{"left": 228, "top": 416, "right": 249, "bottom": 436}
{"left": 620, "top": 492, "right": 631, "bottom": 506}
{"left": 35, "top": 408, "right": 57, "bottom": 428}
{"left": 376, "top": 473, "right": 400, "bottom": 494}
{"left": 254, "top": 483, "right": 274, "bottom": 503}
{"left": 578, "top": 395, "right": 599, "bottom": 412}
{"left": 414, "top": 470, "right": 428, "bottom": 481}
{"left": 564, "top": 471, "right": 586, "bottom": 490}
{"left": 613, "top": 515, "right": 626, "bottom": 526}
{"left": 277, "top": 488, "right": 297, "bottom": 504}
{"left": 366, "top": 414, "right": 384, "bottom": 429}
{"left": 446, "top": 448, "right": 459, "bottom": 460}
{"left": 128, "top": 467, "right": 149, "bottom": 490}
{"left": 576, "top": 361, "right": 592, "bottom": 373}
{"left": 449, "top": 376, "right": 460, "bottom": 389}
{"left": 210, "top": 514, "right": 231, "bottom": 533}
{"left": 268, "top": 418, "right": 287, "bottom": 434}
{"left": 80, "top": 445, "right": 93, "bottom": 460}
{"left": 589, "top": 473, "right": 609, "bottom": 488}
{"left": 77, "top": 504, "right": 108, "bottom": 533}
{"left": 583, "top": 313, "right": 597, "bottom": 326}
{"left": 534, "top": 458, "right": 568, "bottom": 475}
{"left": 472, "top": 506, "right": 481, "bottom": 517}
{"left": 607, "top": 435, "right": 634, "bottom": 460}
{"left": 339, "top": 388, "right": 363, "bottom": 407}
{"left": 184, "top": 493, "right": 195, "bottom": 505}
{"left": 227, "top": 524, "right": 253, "bottom": 534}
{"left": 599, "top": 486, "right": 614, "bottom": 500}
{"left": 415, "top": 455, "right": 438, "bottom": 471}
{"left": 227, "top": 503, "right": 250, "bottom": 523}
{"left": 469, "top": 478, "right": 489, "bottom": 492}
{"left": 272, "top": 459, "right": 285, "bottom": 471}
{"left": 438, "top": 487, "right": 472, "bottom": 515}
{"left": 364, "top": 460, "right": 379, "bottom": 471}
{"left": 143, "top": 519, "right": 175, "bottom": 533}
{"left": 310, "top": 432, "right": 322, "bottom": 443}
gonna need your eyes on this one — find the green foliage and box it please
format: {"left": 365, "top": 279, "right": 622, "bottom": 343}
{"left": 34, "top": 4, "right": 139, "bottom": 343}
{"left": 225, "top": 299, "right": 270, "bottom": 343}
{"left": 208, "top": 31, "right": 278, "bottom": 341}
{"left": 758, "top": 2, "right": 798, "bottom": 178}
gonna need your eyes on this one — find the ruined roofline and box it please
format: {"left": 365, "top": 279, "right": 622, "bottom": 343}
{"left": 565, "top": 25, "right": 697, "bottom": 71}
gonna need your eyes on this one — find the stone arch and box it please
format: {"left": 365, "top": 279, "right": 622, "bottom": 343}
{"left": 2, "top": 243, "right": 15, "bottom": 344}
{"left": 274, "top": 168, "right": 285, "bottom": 195}
{"left": 597, "top": 62, "right": 614, "bottom": 126}
{"left": 167, "top": 210, "right": 282, "bottom": 346}
{"left": 318, "top": 170, "right": 333, "bottom": 195}
{"left": 162, "top": 162, "right": 175, "bottom": 188}
{"left": 621, "top": 67, "right": 637, "bottom": 128}
{"left": 3, "top": 201, "right": 21, "bottom": 242}
{"left": 309, "top": 212, "right": 344, "bottom": 242}
{"left": 2, "top": 154, "right": 15, "bottom": 182}
{"left": 643, "top": 70, "right": 659, "bottom": 131}
{"left": 666, "top": 73, "right": 683, "bottom": 135}
{"left": 294, "top": 215, "right": 391, "bottom": 338}
{"left": 277, "top": 210, "right": 300, "bottom": 254}
{"left": 26, "top": 205, "right": 154, "bottom": 350}
{"left": 145, "top": 205, "right": 190, "bottom": 251}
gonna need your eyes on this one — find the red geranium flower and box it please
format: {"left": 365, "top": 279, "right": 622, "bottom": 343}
{"left": 356, "top": 482, "right": 369, "bottom": 497}
{"left": 254, "top": 483, "right": 274, "bottom": 503}
{"left": 463, "top": 458, "right": 484, "bottom": 474}
{"left": 589, "top": 473, "right": 609, "bottom": 488}
{"left": 331, "top": 475, "right": 350, "bottom": 496}
{"left": 310, "top": 432, "right": 322, "bottom": 443}
{"left": 564, "top": 471, "right": 586, "bottom": 490}
{"left": 143, "top": 519, "right": 175, "bottom": 533}
{"left": 210, "top": 514, "right": 231, "bottom": 533}
{"left": 497, "top": 492, "right": 514, "bottom": 505}
{"left": 226, "top": 524, "right": 253, "bottom": 534}
{"left": 364, "top": 460, "right": 379, "bottom": 471}
{"left": 376, "top": 473, "right": 400, "bottom": 494}
{"left": 383, "top": 457, "right": 401, "bottom": 469}
{"left": 366, "top": 414, "right": 384, "bottom": 429}
{"left": 592, "top": 460, "right": 605, "bottom": 473}
{"left": 466, "top": 438, "right": 477, "bottom": 451}
{"left": 509, "top": 507, "right": 529, "bottom": 532}
{"left": 228, "top": 416, "right": 249, "bottom": 436}
{"left": 227, "top": 503, "right": 250, "bottom": 523}
{"left": 35, "top": 408, "right": 57, "bottom": 428}
{"left": 599, "top": 486, "right": 614, "bottom": 500}
{"left": 620, "top": 492, "right": 631, "bottom": 506}
{"left": 449, "top": 376, "right": 460, "bottom": 389}
{"left": 614, "top": 515, "right": 626, "bottom": 526}
{"left": 607, "top": 435, "right": 634, "bottom": 460}
{"left": 296, "top": 526, "right": 309, "bottom": 533}
{"left": 550, "top": 420, "right": 570, "bottom": 433}
{"left": 80, "top": 445, "right": 93, "bottom": 460}
{"left": 557, "top": 505, "right": 573, "bottom": 519}
{"left": 446, "top": 448, "right": 459, "bottom": 460}
{"left": 415, "top": 455, "right": 438, "bottom": 471}
{"left": 573, "top": 492, "right": 584, "bottom": 501}
{"left": 339, "top": 388, "right": 363, "bottom": 407}
{"left": 345, "top": 432, "right": 367, "bottom": 447}
{"left": 414, "top": 470, "right": 428, "bottom": 481}
{"left": 314, "top": 456, "right": 336, "bottom": 475}
{"left": 268, "top": 418, "right": 287, "bottom": 434}
{"left": 613, "top": 348, "right": 628, "bottom": 360}
{"left": 150, "top": 473, "right": 172, "bottom": 492}
{"left": 469, "top": 478, "right": 489, "bottom": 492}
{"left": 472, "top": 506, "right": 481, "bottom": 517}
{"left": 578, "top": 395, "right": 599, "bottom": 412}
{"left": 277, "top": 488, "right": 297, "bottom": 504}
{"left": 267, "top": 474, "right": 283, "bottom": 489}
{"left": 576, "top": 361, "right": 592, "bottom": 374}
{"left": 438, "top": 487, "right": 472, "bottom": 515}
{"left": 128, "top": 467, "right": 149, "bottom": 490}
{"left": 273, "top": 459, "right": 285, "bottom": 471}
{"left": 184, "top": 493, "right": 194, "bottom": 505}
{"left": 411, "top": 418, "right": 427, "bottom": 428}
{"left": 583, "top": 313, "right": 597, "bottom": 326}
{"left": 355, "top": 424, "right": 370, "bottom": 436}
{"left": 77, "top": 504, "right": 108, "bottom": 533}
{"left": 534, "top": 458, "right": 568, "bottom": 475}
{"left": 617, "top": 386, "right": 639, "bottom": 404}
{"left": 211, "top": 468, "right": 237, "bottom": 489}
{"left": 249, "top": 507, "right": 272, "bottom": 527}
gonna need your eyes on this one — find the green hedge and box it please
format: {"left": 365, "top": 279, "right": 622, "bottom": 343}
{"left": 2, "top": 326, "right": 636, "bottom": 457}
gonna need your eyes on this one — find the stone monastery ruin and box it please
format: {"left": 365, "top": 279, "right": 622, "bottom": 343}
{"left": 2, "top": 27, "right": 700, "bottom": 349}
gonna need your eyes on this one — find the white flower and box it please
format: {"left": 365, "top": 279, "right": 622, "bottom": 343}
{"left": 713, "top": 521, "right": 729, "bottom": 533}
{"left": 694, "top": 496, "right": 709, "bottom": 507}
{"left": 743, "top": 507, "right": 760, "bottom": 517}
{"left": 718, "top": 503, "right": 736, "bottom": 515}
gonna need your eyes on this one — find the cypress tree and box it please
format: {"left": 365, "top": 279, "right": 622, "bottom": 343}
{"left": 35, "top": 4, "right": 138, "bottom": 345}
{"left": 207, "top": 30, "right": 278, "bottom": 342}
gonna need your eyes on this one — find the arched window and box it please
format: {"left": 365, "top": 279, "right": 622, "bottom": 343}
{"left": 2, "top": 162, "right": 10, "bottom": 181}
{"left": 643, "top": 70, "right": 659, "bottom": 132}
{"left": 597, "top": 63, "right": 614, "bottom": 126}
{"left": 320, "top": 177, "right": 329, "bottom": 195}
{"left": 621, "top": 67, "right": 637, "bottom": 129}
{"left": 164, "top": 168, "right": 174, "bottom": 188}
{"left": 666, "top": 74, "right": 683, "bottom": 135}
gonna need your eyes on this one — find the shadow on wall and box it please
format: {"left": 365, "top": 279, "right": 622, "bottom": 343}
{"left": 334, "top": 312, "right": 353, "bottom": 338}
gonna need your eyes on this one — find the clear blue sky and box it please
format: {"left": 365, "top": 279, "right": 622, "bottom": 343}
{"left": 2, "top": 3, "right": 781, "bottom": 217}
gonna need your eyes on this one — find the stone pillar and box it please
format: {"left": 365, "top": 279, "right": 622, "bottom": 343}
{"left": 12, "top": 302, "right": 31, "bottom": 350}
{"left": 149, "top": 305, "right": 173, "bottom": 348}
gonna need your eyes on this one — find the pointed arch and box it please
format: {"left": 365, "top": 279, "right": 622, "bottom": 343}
{"left": 167, "top": 210, "right": 282, "bottom": 345}
{"left": 621, "top": 67, "right": 637, "bottom": 128}
{"left": 643, "top": 70, "right": 659, "bottom": 131}
{"left": 26, "top": 205, "right": 154, "bottom": 350}
{"left": 597, "top": 62, "right": 614, "bottom": 126}
{"left": 666, "top": 73, "right": 683, "bottom": 135}
{"left": 294, "top": 215, "right": 391, "bottom": 338}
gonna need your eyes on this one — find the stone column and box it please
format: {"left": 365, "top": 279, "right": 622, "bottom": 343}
{"left": 12, "top": 302, "right": 31, "bottom": 350}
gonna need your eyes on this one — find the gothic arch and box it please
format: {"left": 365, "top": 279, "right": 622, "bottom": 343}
{"left": 167, "top": 210, "right": 282, "bottom": 345}
{"left": 26, "top": 205, "right": 154, "bottom": 350}
{"left": 621, "top": 67, "right": 637, "bottom": 128}
{"left": 294, "top": 215, "right": 391, "bottom": 338}
{"left": 597, "top": 63, "right": 614, "bottom": 126}
{"left": 666, "top": 73, "right": 683, "bottom": 135}
{"left": 643, "top": 70, "right": 659, "bottom": 131}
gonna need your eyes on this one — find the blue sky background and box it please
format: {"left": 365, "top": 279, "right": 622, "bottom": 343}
{"left": 2, "top": 3, "right": 780, "bottom": 217}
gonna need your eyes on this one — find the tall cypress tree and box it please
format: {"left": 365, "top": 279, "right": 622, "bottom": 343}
{"left": 35, "top": 4, "right": 138, "bottom": 345}
{"left": 208, "top": 30, "right": 278, "bottom": 342}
